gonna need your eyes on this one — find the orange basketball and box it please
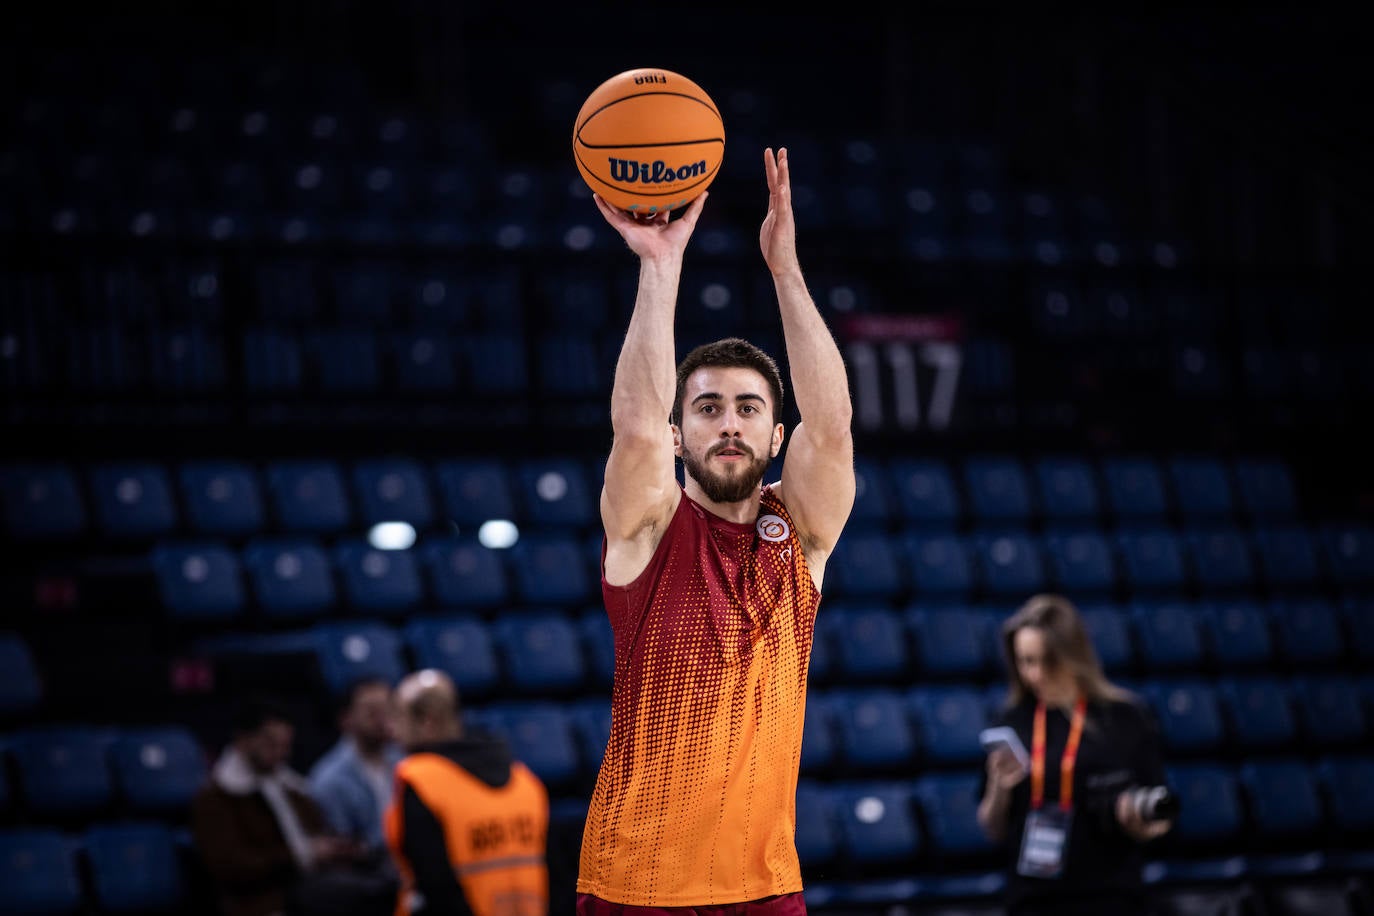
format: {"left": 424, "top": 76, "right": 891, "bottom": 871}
{"left": 572, "top": 68, "right": 724, "bottom": 215}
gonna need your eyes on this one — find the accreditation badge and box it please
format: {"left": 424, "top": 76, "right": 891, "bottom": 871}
{"left": 1017, "top": 807, "right": 1072, "bottom": 878}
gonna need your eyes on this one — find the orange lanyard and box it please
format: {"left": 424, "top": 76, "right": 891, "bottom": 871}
{"left": 1031, "top": 696, "right": 1086, "bottom": 811}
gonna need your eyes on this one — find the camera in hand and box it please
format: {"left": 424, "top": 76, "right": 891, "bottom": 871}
{"left": 1127, "top": 785, "right": 1179, "bottom": 822}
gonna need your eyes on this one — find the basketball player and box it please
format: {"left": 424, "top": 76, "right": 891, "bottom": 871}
{"left": 576, "top": 147, "right": 855, "bottom": 916}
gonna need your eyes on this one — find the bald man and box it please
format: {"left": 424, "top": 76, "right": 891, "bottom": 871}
{"left": 383, "top": 670, "right": 550, "bottom": 916}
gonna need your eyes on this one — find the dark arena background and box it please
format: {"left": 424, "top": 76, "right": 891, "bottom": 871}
{"left": 2, "top": 4, "right": 1371, "bottom": 915}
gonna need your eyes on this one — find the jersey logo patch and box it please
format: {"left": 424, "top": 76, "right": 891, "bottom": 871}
{"left": 757, "top": 514, "right": 790, "bottom": 542}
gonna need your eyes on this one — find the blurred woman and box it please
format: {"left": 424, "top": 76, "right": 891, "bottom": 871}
{"left": 977, "top": 594, "right": 1175, "bottom": 916}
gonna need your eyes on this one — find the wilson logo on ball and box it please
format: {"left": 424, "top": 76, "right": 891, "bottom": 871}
{"left": 572, "top": 67, "right": 724, "bottom": 213}
{"left": 607, "top": 158, "right": 709, "bottom": 184}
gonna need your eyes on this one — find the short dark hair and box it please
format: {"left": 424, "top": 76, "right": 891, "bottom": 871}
{"left": 231, "top": 694, "right": 295, "bottom": 735}
{"left": 335, "top": 675, "right": 392, "bottom": 718}
{"left": 671, "top": 338, "right": 784, "bottom": 427}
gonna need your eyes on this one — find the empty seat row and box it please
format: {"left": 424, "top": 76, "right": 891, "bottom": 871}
{"left": 152, "top": 533, "right": 603, "bottom": 619}
{"left": 800, "top": 675, "right": 1374, "bottom": 776}
{"left": 829, "top": 522, "right": 1374, "bottom": 597}
{"left": 193, "top": 614, "right": 613, "bottom": 701}
{"left": 1, "top": 452, "right": 1324, "bottom": 538}
{"left": 0, "top": 822, "right": 189, "bottom": 915}
{"left": 0, "top": 725, "right": 207, "bottom": 821}
{"left": 811, "top": 598, "right": 1374, "bottom": 682}
{"left": 2, "top": 457, "right": 599, "bottom": 539}
{"left": 796, "top": 754, "right": 1374, "bottom": 878}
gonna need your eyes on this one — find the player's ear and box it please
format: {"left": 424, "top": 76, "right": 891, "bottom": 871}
{"left": 671, "top": 423, "right": 682, "bottom": 456}
{"left": 770, "top": 423, "right": 784, "bottom": 458}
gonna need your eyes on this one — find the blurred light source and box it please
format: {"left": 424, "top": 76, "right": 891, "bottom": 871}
{"left": 368, "top": 522, "right": 416, "bottom": 551}
{"left": 479, "top": 520, "right": 519, "bottom": 549}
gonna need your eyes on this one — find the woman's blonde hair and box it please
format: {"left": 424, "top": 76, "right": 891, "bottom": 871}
{"left": 999, "top": 593, "right": 1134, "bottom": 708}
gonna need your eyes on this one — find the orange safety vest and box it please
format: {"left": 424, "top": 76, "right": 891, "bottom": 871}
{"left": 385, "top": 753, "right": 550, "bottom": 916}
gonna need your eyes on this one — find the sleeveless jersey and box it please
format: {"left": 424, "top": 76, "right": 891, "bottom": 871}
{"left": 577, "top": 485, "right": 820, "bottom": 905}
{"left": 386, "top": 754, "right": 549, "bottom": 916}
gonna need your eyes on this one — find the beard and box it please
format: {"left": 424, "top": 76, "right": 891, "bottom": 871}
{"left": 680, "top": 440, "right": 771, "bottom": 504}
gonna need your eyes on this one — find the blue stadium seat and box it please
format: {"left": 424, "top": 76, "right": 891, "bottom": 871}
{"left": 888, "top": 459, "right": 961, "bottom": 526}
{"left": 393, "top": 332, "right": 459, "bottom": 393}
{"left": 1116, "top": 527, "right": 1188, "bottom": 591}
{"left": 265, "top": 460, "right": 351, "bottom": 532}
{"left": 903, "top": 532, "right": 974, "bottom": 596}
{"left": 333, "top": 540, "right": 424, "bottom": 614}
{"left": 465, "top": 333, "right": 529, "bottom": 394}
{"left": 1042, "top": 529, "right": 1117, "bottom": 593}
{"left": 972, "top": 531, "right": 1045, "bottom": 595}
{"left": 311, "top": 622, "right": 405, "bottom": 697}
{"left": 567, "top": 698, "right": 611, "bottom": 777}
{"left": 1321, "top": 522, "right": 1374, "bottom": 586}
{"left": 795, "top": 781, "right": 840, "bottom": 868}
{"left": 914, "top": 771, "right": 997, "bottom": 858}
{"left": 492, "top": 613, "right": 586, "bottom": 694}
{"left": 963, "top": 455, "right": 1034, "bottom": 522}
{"left": 421, "top": 536, "right": 508, "bottom": 608}
{"left": 1270, "top": 598, "right": 1345, "bottom": 666}
{"left": 243, "top": 538, "right": 336, "bottom": 618}
{"left": 1233, "top": 457, "right": 1297, "bottom": 520}
{"left": 507, "top": 534, "right": 594, "bottom": 604}
{"left": 351, "top": 459, "right": 435, "bottom": 528}
{"left": 305, "top": 330, "right": 380, "bottom": 393}
{"left": 827, "top": 532, "right": 905, "bottom": 600}
{"left": 480, "top": 703, "right": 581, "bottom": 790}
{"left": 1251, "top": 525, "right": 1323, "bottom": 587}
{"left": 178, "top": 461, "right": 265, "bottom": 535}
{"left": 578, "top": 610, "right": 615, "bottom": 690}
{"left": 1166, "top": 763, "right": 1243, "bottom": 848}
{"left": 535, "top": 332, "right": 602, "bottom": 397}
{"left": 0, "top": 828, "right": 81, "bottom": 914}
{"left": 1185, "top": 527, "right": 1255, "bottom": 590}
{"left": 801, "top": 693, "right": 838, "bottom": 776}
{"left": 1131, "top": 600, "right": 1206, "bottom": 672}
{"left": 850, "top": 458, "right": 894, "bottom": 527}
{"left": 90, "top": 463, "right": 178, "bottom": 536}
{"left": 1316, "top": 754, "right": 1374, "bottom": 835}
{"left": 1033, "top": 455, "right": 1101, "bottom": 520}
{"left": 829, "top": 689, "right": 918, "bottom": 772}
{"left": 1217, "top": 676, "right": 1297, "bottom": 751}
{"left": 907, "top": 685, "right": 987, "bottom": 765}
{"left": 1199, "top": 600, "right": 1273, "bottom": 670}
{"left": 1240, "top": 759, "right": 1323, "bottom": 842}
{"left": 834, "top": 781, "right": 922, "bottom": 864}
{"left": 85, "top": 821, "right": 185, "bottom": 913}
{"left": 403, "top": 615, "right": 499, "bottom": 699}
{"left": 9, "top": 726, "right": 115, "bottom": 818}
{"left": 517, "top": 458, "right": 595, "bottom": 528}
{"left": 1142, "top": 681, "right": 1225, "bottom": 754}
{"left": 1291, "top": 676, "right": 1368, "bottom": 748}
{"left": 1079, "top": 602, "right": 1135, "bottom": 674}
{"left": 434, "top": 458, "right": 517, "bottom": 527}
{"left": 110, "top": 727, "right": 207, "bottom": 816}
{"left": 1168, "top": 456, "right": 1236, "bottom": 520}
{"left": 1, "top": 464, "right": 87, "bottom": 538}
{"left": 0, "top": 633, "right": 43, "bottom": 717}
{"left": 1101, "top": 456, "right": 1170, "bottom": 518}
{"left": 152, "top": 542, "right": 246, "bottom": 620}
{"left": 904, "top": 605, "right": 990, "bottom": 678}
{"left": 1343, "top": 597, "right": 1374, "bottom": 664}
{"left": 821, "top": 605, "right": 908, "bottom": 682}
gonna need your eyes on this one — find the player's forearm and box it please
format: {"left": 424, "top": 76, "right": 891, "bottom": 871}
{"left": 610, "top": 256, "right": 681, "bottom": 434}
{"left": 775, "top": 269, "right": 852, "bottom": 438}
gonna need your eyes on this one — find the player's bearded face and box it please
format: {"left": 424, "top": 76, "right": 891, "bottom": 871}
{"left": 681, "top": 438, "right": 771, "bottom": 503}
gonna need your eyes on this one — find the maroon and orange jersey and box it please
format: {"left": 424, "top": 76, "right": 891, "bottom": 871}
{"left": 577, "top": 485, "right": 820, "bottom": 905}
